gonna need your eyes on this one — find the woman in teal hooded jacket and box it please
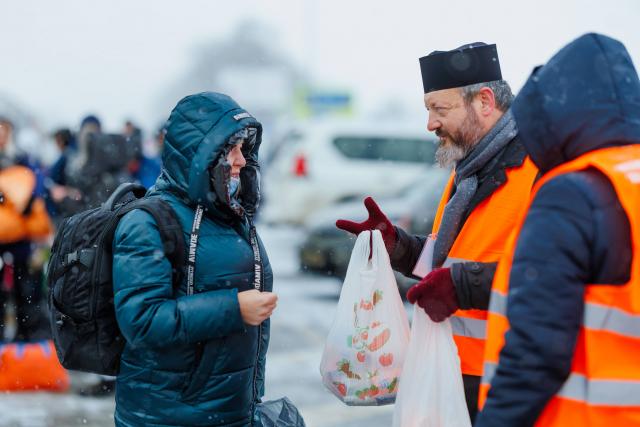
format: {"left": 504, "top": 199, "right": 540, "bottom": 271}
{"left": 112, "top": 92, "right": 276, "bottom": 426}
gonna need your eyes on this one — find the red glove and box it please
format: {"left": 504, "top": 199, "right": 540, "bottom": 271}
{"left": 406, "top": 268, "right": 459, "bottom": 322}
{"left": 335, "top": 197, "right": 397, "bottom": 254}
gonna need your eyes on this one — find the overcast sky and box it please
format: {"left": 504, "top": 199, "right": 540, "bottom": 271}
{"left": 2, "top": 0, "right": 639, "bottom": 133}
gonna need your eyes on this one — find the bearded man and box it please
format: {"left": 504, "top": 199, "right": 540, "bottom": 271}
{"left": 336, "top": 43, "right": 539, "bottom": 421}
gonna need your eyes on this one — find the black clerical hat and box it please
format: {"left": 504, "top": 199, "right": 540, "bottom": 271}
{"left": 419, "top": 42, "right": 502, "bottom": 93}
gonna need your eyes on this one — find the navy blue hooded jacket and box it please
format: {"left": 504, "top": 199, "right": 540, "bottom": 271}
{"left": 112, "top": 93, "right": 273, "bottom": 427}
{"left": 476, "top": 34, "right": 640, "bottom": 426}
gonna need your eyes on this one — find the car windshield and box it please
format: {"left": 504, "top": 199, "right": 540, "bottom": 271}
{"left": 333, "top": 136, "right": 436, "bottom": 164}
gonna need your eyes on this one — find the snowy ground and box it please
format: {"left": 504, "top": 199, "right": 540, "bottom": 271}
{"left": 0, "top": 225, "right": 408, "bottom": 427}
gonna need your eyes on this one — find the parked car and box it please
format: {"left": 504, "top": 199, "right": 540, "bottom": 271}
{"left": 260, "top": 119, "right": 438, "bottom": 224}
{"left": 298, "top": 168, "right": 450, "bottom": 295}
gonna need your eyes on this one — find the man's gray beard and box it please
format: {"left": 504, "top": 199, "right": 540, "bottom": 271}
{"left": 435, "top": 143, "right": 467, "bottom": 168}
{"left": 435, "top": 106, "right": 484, "bottom": 168}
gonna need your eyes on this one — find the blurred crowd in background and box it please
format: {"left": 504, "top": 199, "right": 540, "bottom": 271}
{"left": 1, "top": 114, "right": 164, "bottom": 221}
{"left": 0, "top": 114, "right": 166, "bottom": 393}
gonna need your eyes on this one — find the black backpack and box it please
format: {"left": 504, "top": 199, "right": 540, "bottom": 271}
{"left": 47, "top": 183, "right": 186, "bottom": 375}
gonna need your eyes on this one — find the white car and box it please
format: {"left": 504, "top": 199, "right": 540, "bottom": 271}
{"left": 260, "top": 119, "right": 438, "bottom": 225}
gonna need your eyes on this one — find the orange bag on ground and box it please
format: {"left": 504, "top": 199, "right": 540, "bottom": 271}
{"left": 0, "top": 340, "right": 70, "bottom": 392}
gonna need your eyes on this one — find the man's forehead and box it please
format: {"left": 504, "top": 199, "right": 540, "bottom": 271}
{"left": 424, "top": 88, "right": 462, "bottom": 107}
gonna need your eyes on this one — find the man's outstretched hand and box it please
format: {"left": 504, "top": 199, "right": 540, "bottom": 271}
{"left": 336, "top": 197, "right": 397, "bottom": 254}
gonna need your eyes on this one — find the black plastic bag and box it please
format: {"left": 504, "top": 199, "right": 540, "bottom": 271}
{"left": 254, "top": 397, "right": 306, "bottom": 427}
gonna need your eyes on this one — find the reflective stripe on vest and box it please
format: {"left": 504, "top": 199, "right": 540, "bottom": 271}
{"left": 487, "top": 290, "right": 507, "bottom": 317}
{"left": 451, "top": 316, "right": 487, "bottom": 339}
{"left": 482, "top": 361, "right": 640, "bottom": 406}
{"left": 582, "top": 302, "right": 640, "bottom": 339}
{"left": 488, "top": 289, "right": 640, "bottom": 339}
{"left": 444, "top": 257, "right": 488, "bottom": 340}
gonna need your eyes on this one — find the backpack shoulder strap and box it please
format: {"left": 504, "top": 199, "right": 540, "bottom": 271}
{"left": 124, "top": 197, "right": 186, "bottom": 287}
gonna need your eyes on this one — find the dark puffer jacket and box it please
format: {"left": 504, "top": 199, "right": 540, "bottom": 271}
{"left": 112, "top": 92, "right": 273, "bottom": 427}
{"left": 476, "top": 33, "right": 640, "bottom": 426}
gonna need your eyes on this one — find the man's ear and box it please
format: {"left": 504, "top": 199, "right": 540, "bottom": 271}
{"left": 477, "top": 86, "right": 497, "bottom": 117}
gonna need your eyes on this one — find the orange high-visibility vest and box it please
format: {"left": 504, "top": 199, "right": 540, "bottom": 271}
{"left": 431, "top": 156, "right": 538, "bottom": 376}
{"left": 479, "top": 145, "right": 640, "bottom": 425}
{"left": 0, "top": 165, "right": 52, "bottom": 244}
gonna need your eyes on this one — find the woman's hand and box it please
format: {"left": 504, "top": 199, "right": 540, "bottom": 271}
{"left": 238, "top": 289, "right": 278, "bottom": 326}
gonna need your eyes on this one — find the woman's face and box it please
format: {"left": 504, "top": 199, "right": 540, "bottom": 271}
{"left": 226, "top": 141, "right": 247, "bottom": 177}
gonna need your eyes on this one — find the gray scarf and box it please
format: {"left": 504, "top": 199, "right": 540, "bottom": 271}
{"left": 432, "top": 109, "right": 518, "bottom": 268}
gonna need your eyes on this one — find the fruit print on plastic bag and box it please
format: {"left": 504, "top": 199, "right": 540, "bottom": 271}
{"left": 320, "top": 230, "right": 410, "bottom": 406}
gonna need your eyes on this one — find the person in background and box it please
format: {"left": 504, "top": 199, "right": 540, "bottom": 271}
{"left": 122, "top": 120, "right": 143, "bottom": 178}
{"left": 67, "top": 115, "right": 101, "bottom": 179}
{"left": 123, "top": 120, "right": 142, "bottom": 146}
{"left": 65, "top": 114, "right": 132, "bottom": 213}
{"left": 63, "top": 115, "right": 103, "bottom": 213}
{"left": 44, "top": 128, "right": 81, "bottom": 223}
{"left": 477, "top": 33, "right": 640, "bottom": 427}
{"left": 0, "top": 117, "right": 52, "bottom": 342}
{"left": 129, "top": 122, "right": 163, "bottom": 189}
{"left": 49, "top": 128, "right": 75, "bottom": 186}
{"left": 336, "top": 43, "right": 539, "bottom": 421}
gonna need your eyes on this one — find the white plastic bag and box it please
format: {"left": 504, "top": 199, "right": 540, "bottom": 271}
{"left": 392, "top": 307, "right": 471, "bottom": 427}
{"left": 392, "top": 236, "right": 471, "bottom": 427}
{"left": 320, "top": 230, "right": 410, "bottom": 406}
